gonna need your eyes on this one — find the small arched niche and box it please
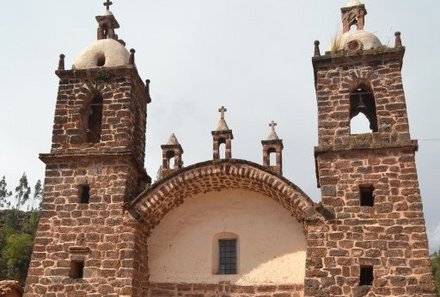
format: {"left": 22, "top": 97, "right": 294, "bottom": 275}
{"left": 349, "top": 83, "right": 378, "bottom": 134}
{"left": 218, "top": 138, "right": 226, "bottom": 159}
{"left": 267, "top": 147, "right": 276, "bottom": 166}
{"left": 83, "top": 93, "right": 103, "bottom": 143}
{"left": 166, "top": 151, "right": 176, "bottom": 169}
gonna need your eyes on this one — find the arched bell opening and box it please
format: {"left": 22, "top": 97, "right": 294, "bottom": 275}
{"left": 349, "top": 84, "right": 378, "bottom": 134}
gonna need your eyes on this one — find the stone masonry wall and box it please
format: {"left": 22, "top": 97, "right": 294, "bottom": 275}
{"left": 24, "top": 159, "right": 148, "bottom": 297}
{"left": 306, "top": 148, "right": 437, "bottom": 296}
{"left": 309, "top": 49, "right": 437, "bottom": 296}
{"left": 52, "top": 68, "right": 148, "bottom": 167}
{"left": 149, "top": 282, "right": 304, "bottom": 297}
{"left": 314, "top": 52, "right": 410, "bottom": 148}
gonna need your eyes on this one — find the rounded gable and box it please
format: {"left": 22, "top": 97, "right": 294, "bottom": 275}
{"left": 131, "top": 159, "right": 320, "bottom": 228}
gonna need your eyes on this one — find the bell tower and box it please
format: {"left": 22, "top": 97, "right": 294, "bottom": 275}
{"left": 25, "top": 3, "right": 151, "bottom": 296}
{"left": 307, "top": 1, "right": 436, "bottom": 297}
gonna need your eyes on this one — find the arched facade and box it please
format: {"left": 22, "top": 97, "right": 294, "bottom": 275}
{"left": 132, "top": 159, "right": 318, "bottom": 228}
{"left": 131, "top": 159, "right": 320, "bottom": 297}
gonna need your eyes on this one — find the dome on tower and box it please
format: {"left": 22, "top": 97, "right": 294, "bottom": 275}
{"left": 72, "top": 39, "right": 130, "bottom": 70}
{"left": 333, "top": 30, "right": 382, "bottom": 52}
{"left": 345, "top": 0, "right": 363, "bottom": 7}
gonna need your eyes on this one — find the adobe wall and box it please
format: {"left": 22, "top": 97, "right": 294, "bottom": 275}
{"left": 24, "top": 159, "right": 149, "bottom": 297}
{"left": 148, "top": 189, "right": 307, "bottom": 285}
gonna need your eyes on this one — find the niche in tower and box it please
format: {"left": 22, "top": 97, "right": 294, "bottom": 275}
{"left": 84, "top": 93, "right": 103, "bottom": 143}
{"left": 166, "top": 150, "right": 176, "bottom": 169}
{"left": 349, "top": 84, "right": 378, "bottom": 134}
{"left": 267, "top": 147, "right": 276, "bottom": 166}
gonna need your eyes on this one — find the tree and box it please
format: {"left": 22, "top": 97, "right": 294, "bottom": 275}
{"left": 1, "top": 232, "right": 33, "bottom": 284}
{"left": 0, "top": 176, "right": 12, "bottom": 208}
{"left": 14, "top": 173, "right": 31, "bottom": 210}
{"left": 32, "top": 179, "right": 43, "bottom": 210}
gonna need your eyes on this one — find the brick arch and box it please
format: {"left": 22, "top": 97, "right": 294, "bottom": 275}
{"left": 81, "top": 81, "right": 113, "bottom": 95}
{"left": 131, "top": 159, "right": 319, "bottom": 229}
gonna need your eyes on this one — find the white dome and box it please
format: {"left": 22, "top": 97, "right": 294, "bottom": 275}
{"left": 72, "top": 39, "right": 130, "bottom": 70}
{"left": 345, "top": 0, "right": 363, "bottom": 7}
{"left": 334, "top": 30, "right": 382, "bottom": 52}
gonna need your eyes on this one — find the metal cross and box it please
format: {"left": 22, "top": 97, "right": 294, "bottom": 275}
{"left": 219, "top": 106, "right": 227, "bottom": 120}
{"left": 269, "top": 120, "right": 277, "bottom": 131}
{"left": 103, "top": 0, "right": 113, "bottom": 10}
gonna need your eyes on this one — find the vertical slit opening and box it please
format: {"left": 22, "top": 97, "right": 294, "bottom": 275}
{"left": 359, "top": 265, "right": 374, "bottom": 286}
{"left": 79, "top": 185, "right": 90, "bottom": 204}
{"left": 70, "top": 260, "right": 84, "bottom": 279}
{"left": 360, "top": 185, "right": 374, "bottom": 207}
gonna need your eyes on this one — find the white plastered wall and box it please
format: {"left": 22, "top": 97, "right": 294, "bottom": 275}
{"left": 148, "top": 189, "right": 306, "bottom": 285}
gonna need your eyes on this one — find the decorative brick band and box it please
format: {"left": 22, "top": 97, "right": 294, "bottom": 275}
{"left": 132, "top": 159, "right": 320, "bottom": 229}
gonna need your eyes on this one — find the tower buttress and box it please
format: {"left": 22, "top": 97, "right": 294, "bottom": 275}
{"left": 306, "top": 1, "right": 437, "bottom": 297}
{"left": 25, "top": 5, "right": 151, "bottom": 296}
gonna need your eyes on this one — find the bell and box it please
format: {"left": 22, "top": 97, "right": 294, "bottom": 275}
{"left": 355, "top": 94, "right": 368, "bottom": 113}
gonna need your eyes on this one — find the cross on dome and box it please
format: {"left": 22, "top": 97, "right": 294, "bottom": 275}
{"left": 103, "top": 0, "right": 113, "bottom": 10}
{"left": 267, "top": 120, "right": 280, "bottom": 140}
{"left": 269, "top": 120, "right": 277, "bottom": 131}
{"left": 219, "top": 106, "right": 227, "bottom": 120}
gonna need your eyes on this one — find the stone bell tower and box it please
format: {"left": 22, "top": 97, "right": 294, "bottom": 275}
{"left": 24, "top": 2, "right": 151, "bottom": 296}
{"left": 307, "top": 1, "right": 437, "bottom": 296}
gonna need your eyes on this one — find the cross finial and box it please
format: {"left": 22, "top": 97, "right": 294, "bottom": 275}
{"left": 103, "top": 0, "right": 113, "bottom": 10}
{"left": 219, "top": 106, "right": 227, "bottom": 120}
{"left": 269, "top": 120, "right": 277, "bottom": 131}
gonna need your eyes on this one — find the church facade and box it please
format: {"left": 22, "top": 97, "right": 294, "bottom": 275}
{"left": 24, "top": 1, "right": 437, "bottom": 296}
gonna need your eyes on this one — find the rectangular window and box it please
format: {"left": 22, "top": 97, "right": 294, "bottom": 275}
{"left": 360, "top": 185, "right": 374, "bottom": 207}
{"left": 218, "top": 239, "right": 237, "bottom": 275}
{"left": 359, "top": 265, "right": 374, "bottom": 286}
{"left": 79, "top": 185, "right": 90, "bottom": 204}
{"left": 70, "top": 260, "right": 84, "bottom": 279}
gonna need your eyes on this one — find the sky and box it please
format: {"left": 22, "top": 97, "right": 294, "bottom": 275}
{"left": 1, "top": 1, "right": 439, "bottom": 252}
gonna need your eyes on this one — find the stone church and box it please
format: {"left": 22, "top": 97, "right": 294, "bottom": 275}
{"left": 24, "top": 1, "right": 437, "bottom": 296}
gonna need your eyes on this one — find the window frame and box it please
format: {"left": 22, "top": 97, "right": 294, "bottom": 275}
{"left": 218, "top": 238, "right": 237, "bottom": 275}
{"left": 212, "top": 232, "right": 239, "bottom": 275}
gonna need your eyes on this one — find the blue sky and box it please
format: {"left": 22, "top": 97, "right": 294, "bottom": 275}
{"left": 1, "top": 0, "right": 439, "bottom": 252}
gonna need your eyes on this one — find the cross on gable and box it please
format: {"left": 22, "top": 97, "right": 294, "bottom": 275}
{"left": 219, "top": 106, "right": 227, "bottom": 119}
{"left": 269, "top": 120, "right": 277, "bottom": 131}
{"left": 103, "top": 0, "right": 113, "bottom": 10}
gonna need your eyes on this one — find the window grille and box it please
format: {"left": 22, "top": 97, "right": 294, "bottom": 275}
{"left": 218, "top": 239, "right": 237, "bottom": 275}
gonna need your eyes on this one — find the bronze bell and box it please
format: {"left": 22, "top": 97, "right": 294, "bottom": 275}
{"left": 355, "top": 95, "right": 368, "bottom": 113}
